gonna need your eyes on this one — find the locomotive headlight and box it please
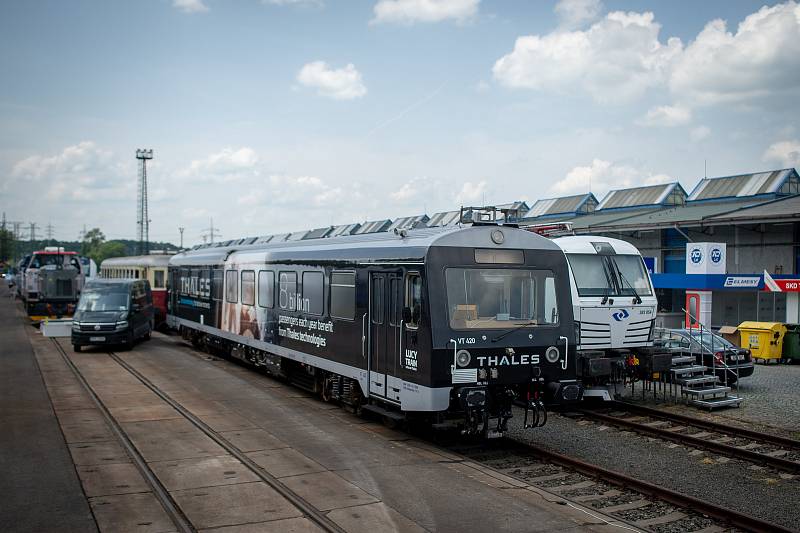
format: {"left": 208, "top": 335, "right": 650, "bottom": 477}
{"left": 545, "top": 346, "right": 560, "bottom": 363}
{"left": 456, "top": 349, "right": 471, "bottom": 368}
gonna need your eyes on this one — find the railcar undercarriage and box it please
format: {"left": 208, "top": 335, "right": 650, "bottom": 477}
{"left": 178, "top": 325, "right": 560, "bottom": 439}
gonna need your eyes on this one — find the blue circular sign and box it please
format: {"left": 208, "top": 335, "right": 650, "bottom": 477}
{"left": 690, "top": 248, "right": 703, "bottom": 264}
{"left": 711, "top": 248, "right": 722, "bottom": 263}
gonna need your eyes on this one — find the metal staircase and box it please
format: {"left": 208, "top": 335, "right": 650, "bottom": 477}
{"left": 671, "top": 310, "right": 743, "bottom": 411}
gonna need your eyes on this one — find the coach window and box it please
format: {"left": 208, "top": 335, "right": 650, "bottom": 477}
{"left": 279, "top": 272, "right": 297, "bottom": 311}
{"left": 258, "top": 271, "right": 274, "bottom": 308}
{"left": 212, "top": 269, "right": 223, "bottom": 301}
{"left": 241, "top": 270, "right": 255, "bottom": 306}
{"left": 330, "top": 271, "right": 355, "bottom": 320}
{"left": 154, "top": 270, "right": 165, "bottom": 289}
{"left": 302, "top": 271, "right": 323, "bottom": 315}
{"left": 226, "top": 270, "right": 238, "bottom": 303}
{"left": 406, "top": 273, "right": 422, "bottom": 329}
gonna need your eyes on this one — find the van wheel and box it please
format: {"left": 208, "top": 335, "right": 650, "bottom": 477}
{"left": 73, "top": 344, "right": 82, "bottom": 353}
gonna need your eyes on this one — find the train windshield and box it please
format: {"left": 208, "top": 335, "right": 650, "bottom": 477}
{"left": 445, "top": 268, "right": 558, "bottom": 329}
{"left": 78, "top": 285, "right": 130, "bottom": 312}
{"left": 566, "top": 254, "right": 652, "bottom": 297}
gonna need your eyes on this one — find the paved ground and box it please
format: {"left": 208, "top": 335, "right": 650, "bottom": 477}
{"left": 0, "top": 285, "right": 97, "bottom": 532}
{"left": 3, "top": 286, "right": 626, "bottom": 533}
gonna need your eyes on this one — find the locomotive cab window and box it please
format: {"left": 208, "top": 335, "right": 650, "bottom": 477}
{"left": 258, "top": 271, "right": 274, "bottom": 308}
{"left": 445, "top": 268, "right": 558, "bottom": 330}
{"left": 330, "top": 271, "right": 355, "bottom": 320}
{"left": 153, "top": 270, "right": 165, "bottom": 289}
{"left": 225, "top": 270, "right": 238, "bottom": 303}
{"left": 406, "top": 273, "right": 422, "bottom": 329}
{"left": 241, "top": 270, "right": 255, "bottom": 306}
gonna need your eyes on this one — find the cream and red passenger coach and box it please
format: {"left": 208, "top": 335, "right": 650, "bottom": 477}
{"left": 100, "top": 255, "right": 171, "bottom": 326}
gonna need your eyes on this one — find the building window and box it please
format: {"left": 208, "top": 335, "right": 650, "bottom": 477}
{"left": 330, "top": 271, "right": 355, "bottom": 320}
{"left": 226, "top": 270, "right": 238, "bottom": 303}
{"left": 258, "top": 271, "right": 274, "bottom": 308}
{"left": 279, "top": 272, "right": 297, "bottom": 310}
{"left": 241, "top": 270, "right": 255, "bottom": 306}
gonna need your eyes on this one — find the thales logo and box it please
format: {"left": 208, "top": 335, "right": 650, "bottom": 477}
{"left": 690, "top": 248, "right": 703, "bottom": 264}
{"left": 612, "top": 309, "right": 630, "bottom": 321}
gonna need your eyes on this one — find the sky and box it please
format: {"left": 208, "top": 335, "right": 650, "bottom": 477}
{"left": 1, "top": 0, "right": 799, "bottom": 246}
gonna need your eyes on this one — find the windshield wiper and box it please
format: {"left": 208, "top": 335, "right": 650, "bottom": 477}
{"left": 491, "top": 321, "right": 537, "bottom": 343}
{"left": 614, "top": 263, "right": 642, "bottom": 304}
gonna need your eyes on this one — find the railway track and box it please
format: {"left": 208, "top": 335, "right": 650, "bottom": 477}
{"left": 574, "top": 401, "right": 800, "bottom": 475}
{"left": 451, "top": 437, "right": 794, "bottom": 533}
{"left": 52, "top": 340, "right": 345, "bottom": 533}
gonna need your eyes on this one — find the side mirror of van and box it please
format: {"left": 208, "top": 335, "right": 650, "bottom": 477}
{"left": 402, "top": 307, "right": 412, "bottom": 324}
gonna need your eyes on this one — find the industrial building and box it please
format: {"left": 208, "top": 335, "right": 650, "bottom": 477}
{"left": 193, "top": 167, "right": 800, "bottom": 329}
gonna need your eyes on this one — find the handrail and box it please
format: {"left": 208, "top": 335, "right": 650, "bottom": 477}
{"left": 681, "top": 307, "right": 740, "bottom": 394}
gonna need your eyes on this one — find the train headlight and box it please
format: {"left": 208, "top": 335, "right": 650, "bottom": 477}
{"left": 545, "top": 346, "right": 560, "bottom": 363}
{"left": 456, "top": 349, "right": 471, "bottom": 368}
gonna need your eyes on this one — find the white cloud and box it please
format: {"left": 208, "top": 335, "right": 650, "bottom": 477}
{"left": 371, "top": 0, "right": 478, "bottom": 25}
{"left": 263, "top": 0, "right": 323, "bottom": 6}
{"left": 554, "top": 0, "right": 602, "bottom": 29}
{"left": 297, "top": 61, "right": 367, "bottom": 100}
{"left": 690, "top": 125, "right": 711, "bottom": 142}
{"left": 493, "top": 11, "right": 682, "bottom": 104}
{"left": 173, "top": 0, "right": 209, "bottom": 13}
{"left": 455, "top": 180, "right": 488, "bottom": 204}
{"left": 670, "top": 2, "right": 800, "bottom": 106}
{"left": 551, "top": 159, "right": 672, "bottom": 197}
{"left": 10, "top": 141, "right": 130, "bottom": 201}
{"left": 268, "top": 175, "right": 344, "bottom": 206}
{"left": 637, "top": 104, "right": 692, "bottom": 127}
{"left": 389, "top": 176, "right": 442, "bottom": 203}
{"left": 763, "top": 140, "right": 800, "bottom": 167}
{"left": 183, "top": 147, "right": 259, "bottom": 182}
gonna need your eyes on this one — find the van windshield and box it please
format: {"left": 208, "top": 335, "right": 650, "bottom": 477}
{"left": 78, "top": 285, "right": 129, "bottom": 312}
{"left": 445, "top": 268, "right": 558, "bottom": 329}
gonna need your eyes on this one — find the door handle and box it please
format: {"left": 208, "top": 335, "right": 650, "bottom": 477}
{"left": 361, "top": 313, "right": 367, "bottom": 358}
{"left": 559, "top": 336, "right": 569, "bottom": 370}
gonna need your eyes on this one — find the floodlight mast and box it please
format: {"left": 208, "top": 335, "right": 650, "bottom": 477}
{"left": 136, "top": 149, "right": 154, "bottom": 255}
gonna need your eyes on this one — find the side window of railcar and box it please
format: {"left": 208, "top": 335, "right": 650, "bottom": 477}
{"left": 212, "top": 270, "right": 223, "bottom": 301}
{"left": 302, "top": 271, "right": 323, "bottom": 315}
{"left": 406, "top": 273, "right": 422, "bottom": 329}
{"left": 371, "top": 276, "right": 384, "bottom": 324}
{"left": 330, "top": 271, "right": 355, "bottom": 320}
{"left": 241, "top": 270, "right": 255, "bottom": 306}
{"left": 153, "top": 269, "right": 165, "bottom": 289}
{"left": 179, "top": 269, "right": 189, "bottom": 293}
{"left": 258, "top": 271, "right": 274, "bottom": 308}
{"left": 226, "top": 270, "right": 238, "bottom": 303}
{"left": 279, "top": 272, "right": 297, "bottom": 311}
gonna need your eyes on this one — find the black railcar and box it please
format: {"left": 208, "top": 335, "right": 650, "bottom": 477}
{"left": 167, "top": 224, "right": 582, "bottom": 437}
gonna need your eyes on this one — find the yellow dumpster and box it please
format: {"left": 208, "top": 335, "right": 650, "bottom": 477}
{"left": 738, "top": 321, "right": 787, "bottom": 364}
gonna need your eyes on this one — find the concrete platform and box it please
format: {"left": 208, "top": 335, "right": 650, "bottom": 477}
{"left": 1, "top": 285, "right": 632, "bottom": 533}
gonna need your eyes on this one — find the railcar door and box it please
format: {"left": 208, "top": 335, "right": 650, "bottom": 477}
{"left": 369, "top": 272, "right": 402, "bottom": 400}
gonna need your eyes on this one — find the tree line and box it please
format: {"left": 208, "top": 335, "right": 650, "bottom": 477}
{"left": 0, "top": 227, "right": 178, "bottom": 270}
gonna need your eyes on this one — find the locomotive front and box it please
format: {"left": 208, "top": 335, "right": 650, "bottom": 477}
{"left": 426, "top": 226, "right": 582, "bottom": 438}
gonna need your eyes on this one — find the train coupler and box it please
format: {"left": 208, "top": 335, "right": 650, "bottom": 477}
{"left": 523, "top": 378, "right": 548, "bottom": 429}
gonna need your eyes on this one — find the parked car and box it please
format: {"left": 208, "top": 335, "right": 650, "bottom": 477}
{"left": 654, "top": 327, "right": 754, "bottom": 384}
{"left": 5, "top": 270, "right": 15, "bottom": 288}
{"left": 71, "top": 278, "right": 154, "bottom": 352}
